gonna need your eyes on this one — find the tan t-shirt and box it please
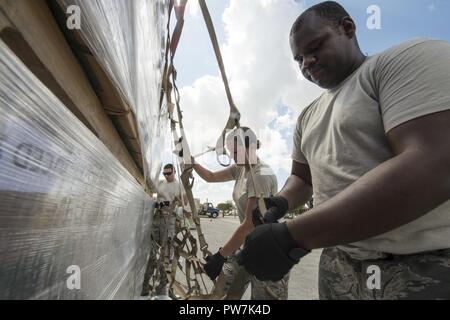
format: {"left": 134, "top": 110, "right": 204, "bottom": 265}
{"left": 157, "top": 179, "right": 181, "bottom": 203}
{"left": 230, "top": 161, "right": 278, "bottom": 223}
{"left": 292, "top": 38, "right": 450, "bottom": 259}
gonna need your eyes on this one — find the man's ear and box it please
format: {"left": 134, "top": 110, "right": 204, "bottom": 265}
{"left": 341, "top": 16, "right": 356, "bottom": 39}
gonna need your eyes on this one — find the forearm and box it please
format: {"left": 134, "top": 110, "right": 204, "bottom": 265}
{"left": 288, "top": 150, "right": 450, "bottom": 251}
{"left": 220, "top": 222, "right": 254, "bottom": 257}
{"left": 193, "top": 163, "right": 213, "bottom": 182}
{"left": 193, "top": 163, "right": 234, "bottom": 183}
{"left": 278, "top": 175, "right": 313, "bottom": 210}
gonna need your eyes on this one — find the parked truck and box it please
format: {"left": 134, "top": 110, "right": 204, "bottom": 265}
{"left": 199, "top": 202, "right": 220, "bottom": 219}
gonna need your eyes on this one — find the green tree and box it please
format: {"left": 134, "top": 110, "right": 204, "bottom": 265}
{"left": 217, "top": 201, "right": 234, "bottom": 215}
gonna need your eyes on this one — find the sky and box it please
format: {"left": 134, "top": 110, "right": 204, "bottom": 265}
{"left": 164, "top": 0, "right": 450, "bottom": 205}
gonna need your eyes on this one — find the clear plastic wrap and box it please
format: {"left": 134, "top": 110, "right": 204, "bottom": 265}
{"left": 58, "top": 0, "right": 171, "bottom": 190}
{"left": 1, "top": 0, "right": 170, "bottom": 300}
{"left": 0, "top": 39, "right": 155, "bottom": 299}
{"left": 0, "top": 25, "right": 157, "bottom": 300}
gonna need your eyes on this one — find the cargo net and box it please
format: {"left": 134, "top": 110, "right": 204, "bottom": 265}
{"left": 139, "top": 0, "right": 224, "bottom": 300}
{"left": 0, "top": 0, "right": 233, "bottom": 300}
{"left": 53, "top": 0, "right": 221, "bottom": 300}
{"left": 144, "top": 205, "right": 212, "bottom": 300}
{"left": 55, "top": 0, "right": 246, "bottom": 300}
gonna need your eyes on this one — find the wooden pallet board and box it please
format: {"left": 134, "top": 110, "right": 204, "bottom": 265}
{"left": 0, "top": 0, "right": 145, "bottom": 186}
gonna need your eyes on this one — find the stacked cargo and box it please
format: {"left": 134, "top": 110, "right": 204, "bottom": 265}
{"left": 0, "top": 0, "right": 169, "bottom": 299}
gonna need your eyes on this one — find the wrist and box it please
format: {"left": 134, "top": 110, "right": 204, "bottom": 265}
{"left": 266, "top": 196, "right": 289, "bottom": 220}
{"left": 286, "top": 220, "right": 313, "bottom": 251}
{"left": 218, "top": 248, "right": 228, "bottom": 260}
{"left": 274, "top": 223, "right": 310, "bottom": 262}
{"left": 276, "top": 196, "right": 289, "bottom": 212}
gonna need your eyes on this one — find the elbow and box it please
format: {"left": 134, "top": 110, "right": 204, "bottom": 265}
{"left": 197, "top": 169, "right": 214, "bottom": 183}
{"left": 305, "top": 179, "right": 313, "bottom": 190}
{"left": 418, "top": 149, "right": 450, "bottom": 184}
{"left": 300, "top": 179, "right": 314, "bottom": 200}
{"left": 204, "top": 172, "right": 214, "bottom": 183}
{"left": 440, "top": 164, "right": 450, "bottom": 199}
{"left": 207, "top": 172, "right": 223, "bottom": 183}
{"left": 408, "top": 149, "right": 450, "bottom": 200}
{"left": 304, "top": 183, "right": 313, "bottom": 197}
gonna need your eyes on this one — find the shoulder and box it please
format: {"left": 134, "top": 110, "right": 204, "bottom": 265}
{"left": 379, "top": 37, "right": 436, "bottom": 56}
{"left": 254, "top": 161, "right": 276, "bottom": 179}
{"left": 158, "top": 179, "right": 166, "bottom": 187}
{"left": 374, "top": 37, "right": 445, "bottom": 69}
{"left": 229, "top": 164, "right": 242, "bottom": 179}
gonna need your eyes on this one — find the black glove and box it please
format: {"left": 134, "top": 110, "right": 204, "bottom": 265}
{"left": 252, "top": 196, "right": 289, "bottom": 226}
{"left": 203, "top": 250, "right": 226, "bottom": 281}
{"left": 236, "top": 223, "right": 309, "bottom": 281}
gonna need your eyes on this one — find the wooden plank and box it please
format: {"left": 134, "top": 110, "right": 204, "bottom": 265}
{"left": 0, "top": 12, "right": 96, "bottom": 134}
{"left": 70, "top": 45, "right": 144, "bottom": 171}
{"left": 47, "top": 1, "right": 144, "bottom": 172}
{"left": 0, "top": 0, "right": 145, "bottom": 186}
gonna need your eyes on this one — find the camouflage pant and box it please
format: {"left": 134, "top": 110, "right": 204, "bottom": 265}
{"left": 319, "top": 247, "right": 450, "bottom": 300}
{"left": 211, "top": 254, "right": 290, "bottom": 300}
{"left": 142, "top": 210, "right": 177, "bottom": 295}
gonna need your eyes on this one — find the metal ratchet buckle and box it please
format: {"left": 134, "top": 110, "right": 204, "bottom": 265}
{"left": 155, "top": 201, "right": 170, "bottom": 209}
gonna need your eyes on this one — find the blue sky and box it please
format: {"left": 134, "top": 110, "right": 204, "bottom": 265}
{"left": 172, "top": 0, "right": 450, "bottom": 204}
{"left": 307, "top": 0, "right": 450, "bottom": 55}
{"left": 174, "top": 0, "right": 228, "bottom": 86}
{"left": 176, "top": 0, "right": 450, "bottom": 87}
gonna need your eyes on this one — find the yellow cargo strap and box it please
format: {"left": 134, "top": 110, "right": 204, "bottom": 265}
{"left": 197, "top": 0, "right": 277, "bottom": 299}
{"left": 198, "top": 0, "right": 241, "bottom": 167}
{"left": 151, "top": 0, "right": 213, "bottom": 300}
{"left": 155, "top": 0, "right": 277, "bottom": 300}
{"left": 197, "top": 0, "right": 267, "bottom": 222}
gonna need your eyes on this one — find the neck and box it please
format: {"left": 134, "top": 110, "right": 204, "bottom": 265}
{"left": 330, "top": 51, "right": 366, "bottom": 90}
{"left": 348, "top": 51, "right": 367, "bottom": 75}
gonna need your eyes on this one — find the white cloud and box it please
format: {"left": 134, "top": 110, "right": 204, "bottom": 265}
{"left": 186, "top": 0, "right": 200, "bottom": 18}
{"left": 179, "top": 0, "right": 324, "bottom": 204}
{"left": 274, "top": 112, "right": 296, "bottom": 132}
{"left": 179, "top": 75, "right": 230, "bottom": 155}
{"left": 258, "top": 127, "right": 292, "bottom": 174}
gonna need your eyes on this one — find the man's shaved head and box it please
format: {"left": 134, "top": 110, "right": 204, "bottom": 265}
{"left": 291, "top": 1, "right": 351, "bottom": 35}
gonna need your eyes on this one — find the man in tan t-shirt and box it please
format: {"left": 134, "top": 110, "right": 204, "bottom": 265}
{"left": 142, "top": 164, "right": 190, "bottom": 297}
{"left": 238, "top": 1, "right": 450, "bottom": 299}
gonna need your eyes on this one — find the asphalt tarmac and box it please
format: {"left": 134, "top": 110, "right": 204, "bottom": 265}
{"left": 199, "top": 215, "right": 321, "bottom": 300}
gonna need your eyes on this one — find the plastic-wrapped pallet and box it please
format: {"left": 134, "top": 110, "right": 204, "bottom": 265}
{"left": 58, "top": 0, "right": 171, "bottom": 189}
{"left": 0, "top": 0, "right": 170, "bottom": 300}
